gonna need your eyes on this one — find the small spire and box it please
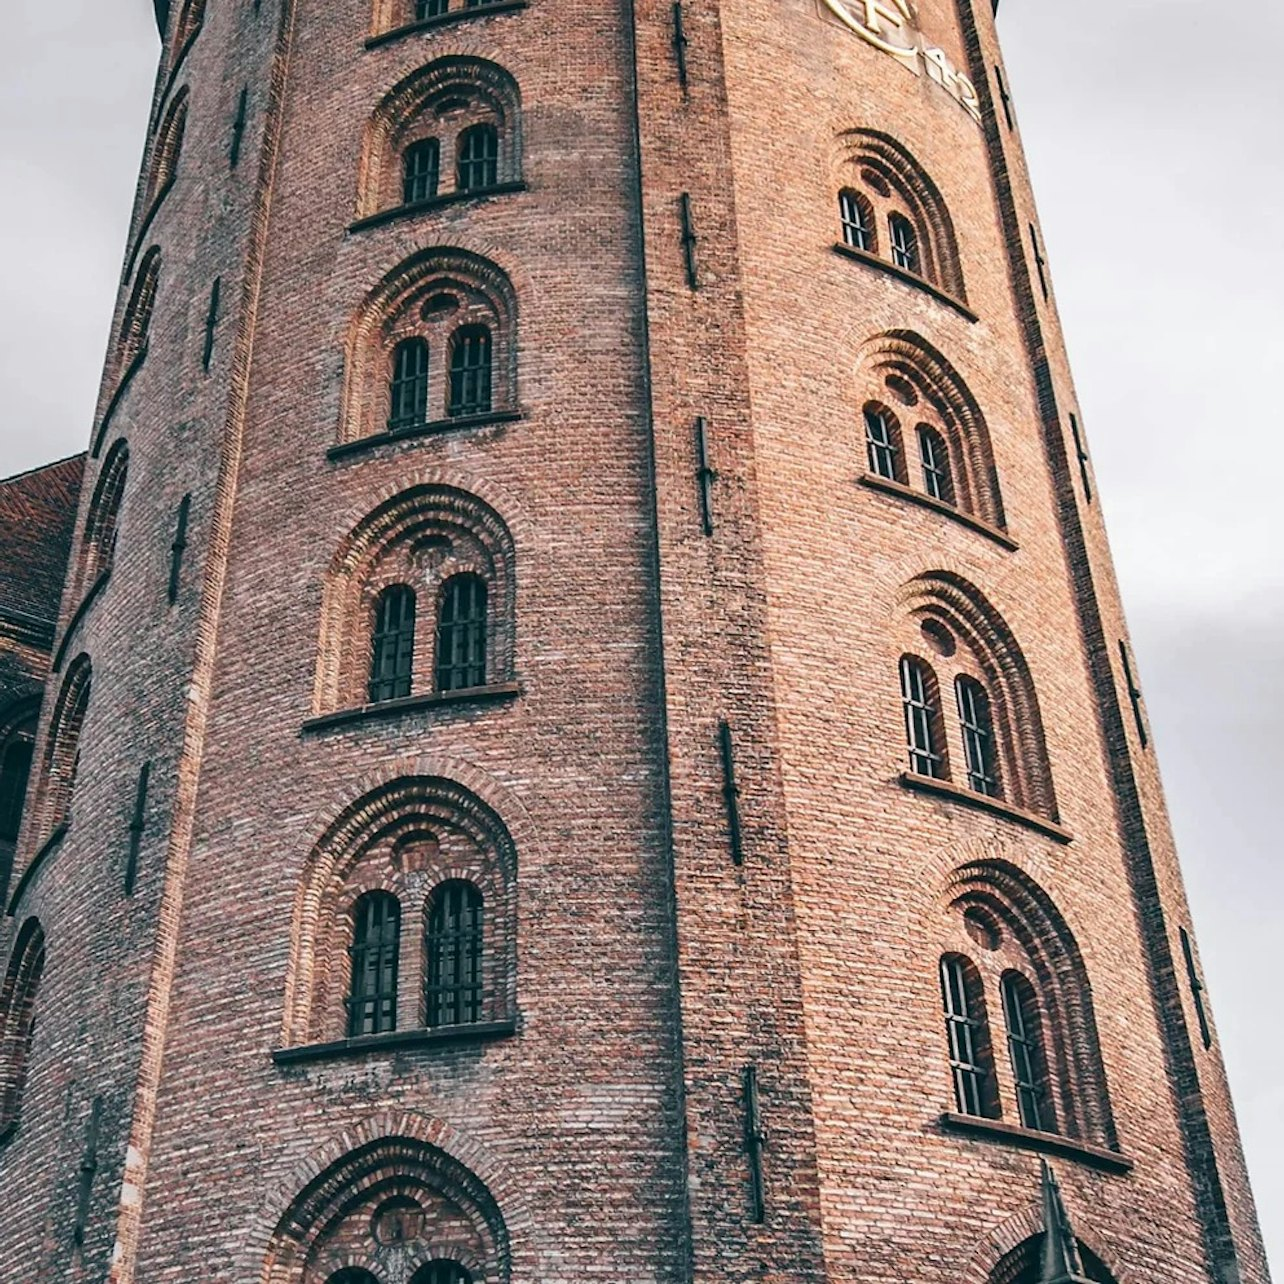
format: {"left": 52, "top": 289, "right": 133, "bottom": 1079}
{"left": 1040, "top": 1160, "right": 1092, "bottom": 1284}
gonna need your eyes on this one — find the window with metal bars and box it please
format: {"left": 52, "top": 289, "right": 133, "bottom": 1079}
{"left": 956, "top": 676, "right": 1000, "bottom": 797}
{"left": 864, "top": 405, "right": 902, "bottom": 481}
{"left": 436, "top": 574, "right": 487, "bottom": 691}
{"left": 916, "top": 424, "right": 954, "bottom": 505}
{"left": 447, "top": 325, "right": 492, "bottom": 417}
{"left": 414, "top": 0, "right": 449, "bottom": 17}
{"left": 403, "top": 138, "right": 441, "bottom": 205}
{"left": 388, "top": 337, "right": 430, "bottom": 431}
{"left": 940, "top": 954, "right": 997, "bottom": 1118}
{"left": 900, "top": 656, "right": 944, "bottom": 779}
{"left": 457, "top": 123, "right": 499, "bottom": 191}
{"left": 347, "top": 892, "right": 400, "bottom": 1037}
{"left": 1001, "top": 971, "right": 1052, "bottom": 1132}
{"left": 0, "top": 737, "right": 34, "bottom": 843}
{"left": 888, "top": 212, "right": 920, "bottom": 274}
{"left": 369, "top": 585, "right": 416, "bottom": 703}
{"left": 425, "top": 881, "right": 484, "bottom": 1027}
{"left": 411, "top": 1263, "right": 473, "bottom": 1284}
{"left": 839, "top": 188, "right": 875, "bottom": 252}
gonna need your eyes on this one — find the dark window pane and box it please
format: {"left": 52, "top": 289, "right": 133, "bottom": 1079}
{"left": 436, "top": 575, "right": 487, "bottom": 692}
{"left": 402, "top": 138, "right": 440, "bottom": 204}
{"left": 917, "top": 425, "right": 954, "bottom": 505}
{"left": 415, "top": 0, "right": 449, "bottom": 16}
{"left": 425, "top": 881, "right": 484, "bottom": 1027}
{"left": 412, "top": 1264, "right": 473, "bottom": 1284}
{"left": 348, "top": 892, "right": 400, "bottom": 1036}
{"left": 889, "top": 212, "right": 920, "bottom": 274}
{"left": 956, "top": 676, "right": 1000, "bottom": 797}
{"left": 900, "top": 656, "right": 943, "bottom": 778}
{"left": 864, "top": 406, "right": 900, "bottom": 481}
{"left": 388, "top": 338, "right": 430, "bottom": 431}
{"left": 457, "top": 123, "right": 499, "bottom": 191}
{"left": 839, "top": 189, "right": 874, "bottom": 252}
{"left": 940, "top": 955, "right": 995, "bottom": 1118}
{"left": 369, "top": 585, "right": 416, "bottom": 703}
{"left": 447, "top": 326, "right": 492, "bottom": 417}
{"left": 0, "top": 737, "right": 34, "bottom": 843}
{"left": 1002, "top": 972, "right": 1053, "bottom": 1132}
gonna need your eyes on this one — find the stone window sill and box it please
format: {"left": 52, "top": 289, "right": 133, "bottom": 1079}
{"left": 273, "top": 1019, "right": 516, "bottom": 1065}
{"left": 350, "top": 182, "right": 526, "bottom": 234}
{"left": 328, "top": 409, "right": 522, "bottom": 463}
{"left": 900, "top": 772, "right": 1072, "bottom": 844}
{"left": 365, "top": 0, "right": 527, "bottom": 49}
{"left": 302, "top": 682, "right": 521, "bottom": 735}
{"left": 939, "top": 1113, "right": 1133, "bottom": 1174}
{"left": 832, "top": 242, "right": 978, "bottom": 323}
{"left": 858, "top": 474, "right": 1016, "bottom": 551}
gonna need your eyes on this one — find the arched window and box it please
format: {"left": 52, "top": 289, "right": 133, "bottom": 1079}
{"left": 916, "top": 424, "right": 954, "bottom": 505}
{"left": 347, "top": 892, "right": 401, "bottom": 1037}
{"left": 426, "top": 881, "right": 484, "bottom": 1027}
{"left": 436, "top": 574, "right": 487, "bottom": 692}
{"left": 0, "top": 918, "right": 46, "bottom": 1140}
{"left": 369, "top": 585, "right": 416, "bottom": 703}
{"left": 148, "top": 89, "right": 189, "bottom": 210}
{"left": 456, "top": 123, "right": 499, "bottom": 192}
{"left": 900, "top": 656, "right": 945, "bottom": 779}
{"left": 403, "top": 138, "right": 441, "bottom": 205}
{"left": 956, "top": 675, "right": 1000, "bottom": 798}
{"left": 118, "top": 249, "right": 160, "bottom": 377}
{"left": 40, "top": 655, "right": 92, "bottom": 838}
{"left": 864, "top": 404, "right": 904, "bottom": 483}
{"left": 839, "top": 188, "right": 875, "bottom": 252}
{"left": 1001, "top": 971, "right": 1053, "bottom": 1132}
{"left": 80, "top": 439, "right": 130, "bottom": 592}
{"left": 171, "top": 0, "right": 206, "bottom": 54}
{"left": 939, "top": 954, "right": 997, "bottom": 1119}
{"left": 447, "top": 325, "right": 492, "bottom": 418}
{"left": 888, "top": 213, "right": 921, "bottom": 274}
{"left": 326, "top": 1271, "right": 379, "bottom": 1284}
{"left": 412, "top": 1263, "right": 474, "bottom": 1284}
{"left": 388, "top": 337, "right": 430, "bottom": 431}
{"left": 0, "top": 735, "right": 34, "bottom": 844}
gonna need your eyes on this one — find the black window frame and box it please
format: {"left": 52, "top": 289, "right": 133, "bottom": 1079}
{"left": 888, "top": 212, "right": 921, "bottom": 274}
{"left": 940, "top": 954, "right": 997, "bottom": 1119}
{"left": 347, "top": 891, "right": 401, "bottom": 1037}
{"left": 900, "top": 655, "right": 944, "bottom": 779}
{"left": 839, "top": 188, "right": 876, "bottom": 252}
{"left": 447, "top": 325, "right": 493, "bottom": 418}
{"left": 916, "top": 423, "right": 954, "bottom": 505}
{"left": 1001, "top": 970, "right": 1053, "bottom": 1133}
{"left": 864, "top": 404, "right": 903, "bottom": 482}
{"left": 402, "top": 137, "right": 441, "bottom": 205}
{"left": 956, "top": 675, "right": 1000, "bottom": 797}
{"left": 435, "top": 574, "right": 488, "bottom": 692}
{"left": 425, "top": 880, "right": 484, "bottom": 1028}
{"left": 369, "top": 584, "right": 417, "bottom": 703}
{"left": 388, "top": 336, "right": 430, "bottom": 432}
{"left": 456, "top": 122, "right": 499, "bottom": 192}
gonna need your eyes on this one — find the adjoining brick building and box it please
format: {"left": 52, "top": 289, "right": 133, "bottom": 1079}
{"left": 0, "top": 0, "right": 1270, "bottom": 1280}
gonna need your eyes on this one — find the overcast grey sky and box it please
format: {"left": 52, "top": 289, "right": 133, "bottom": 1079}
{"left": 0, "top": 0, "right": 1278, "bottom": 1270}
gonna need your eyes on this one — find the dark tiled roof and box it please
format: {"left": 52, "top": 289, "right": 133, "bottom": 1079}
{"left": 0, "top": 454, "right": 85, "bottom": 630}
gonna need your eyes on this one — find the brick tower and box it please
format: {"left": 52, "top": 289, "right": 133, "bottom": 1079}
{"left": 0, "top": 0, "right": 1270, "bottom": 1280}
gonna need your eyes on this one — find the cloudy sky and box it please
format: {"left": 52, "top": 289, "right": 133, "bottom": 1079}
{"left": 0, "top": 0, "right": 1279, "bottom": 1269}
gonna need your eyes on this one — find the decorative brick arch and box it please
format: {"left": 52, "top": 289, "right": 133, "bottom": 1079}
{"left": 170, "top": 0, "right": 206, "bottom": 58}
{"left": 897, "top": 572, "right": 1055, "bottom": 818}
{"left": 257, "top": 1113, "right": 521, "bottom": 1284}
{"left": 117, "top": 247, "right": 160, "bottom": 380}
{"left": 835, "top": 128, "right": 966, "bottom": 300}
{"left": 341, "top": 248, "right": 518, "bottom": 443}
{"left": 314, "top": 481, "right": 516, "bottom": 713}
{"left": 858, "top": 330, "right": 1006, "bottom": 530}
{"left": 357, "top": 57, "right": 522, "bottom": 220}
{"left": 32, "top": 653, "right": 92, "bottom": 846}
{"left": 961, "top": 1209, "right": 1122, "bottom": 1284}
{"left": 943, "top": 859, "right": 1119, "bottom": 1149}
{"left": 146, "top": 86, "right": 189, "bottom": 212}
{"left": 0, "top": 916, "right": 46, "bottom": 1142}
{"left": 79, "top": 438, "right": 129, "bottom": 593}
{"left": 281, "top": 773, "right": 520, "bottom": 1046}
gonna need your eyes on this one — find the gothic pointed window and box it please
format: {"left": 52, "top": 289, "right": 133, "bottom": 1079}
{"left": 889, "top": 212, "right": 921, "bottom": 274}
{"left": 900, "top": 656, "right": 944, "bottom": 779}
{"left": 0, "top": 736, "right": 34, "bottom": 844}
{"left": 457, "top": 123, "right": 499, "bottom": 192}
{"left": 347, "top": 892, "right": 400, "bottom": 1037}
{"left": 369, "top": 585, "right": 416, "bottom": 703}
{"left": 425, "top": 881, "right": 483, "bottom": 1027}
{"left": 956, "top": 676, "right": 1000, "bottom": 797}
{"left": 917, "top": 424, "right": 954, "bottom": 505}
{"left": 447, "top": 325, "right": 492, "bottom": 417}
{"left": 940, "top": 954, "right": 997, "bottom": 1119}
{"left": 1001, "top": 971, "right": 1053, "bottom": 1132}
{"left": 864, "top": 404, "right": 903, "bottom": 482}
{"left": 403, "top": 138, "right": 441, "bottom": 205}
{"left": 839, "top": 188, "right": 875, "bottom": 252}
{"left": 436, "top": 574, "right": 487, "bottom": 692}
{"left": 389, "top": 337, "right": 430, "bottom": 431}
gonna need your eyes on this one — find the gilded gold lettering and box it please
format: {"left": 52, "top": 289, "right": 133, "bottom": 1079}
{"left": 820, "top": 0, "right": 920, "bottom": 71}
